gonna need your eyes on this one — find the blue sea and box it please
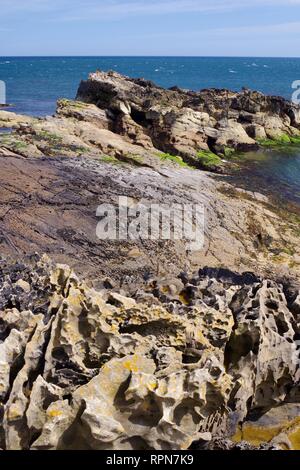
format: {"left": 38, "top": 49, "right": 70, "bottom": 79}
{"left": 233, "top": 148, "right": 300, "bottom": 210}
{"left": 0, "top": 56, "right": 300, "bottom": 209}
{"left": 1, "top": 56, "right": 300, "bottom": 116}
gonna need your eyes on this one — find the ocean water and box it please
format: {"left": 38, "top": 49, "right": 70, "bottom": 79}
{"left": 0, "top": 56, "right": 300, "bottom": 116}
{"left": 0, "top": 56, "right": 299, "bottom": 209}
{"left": 232, "top": 148, "right": 300, "bottom": 210}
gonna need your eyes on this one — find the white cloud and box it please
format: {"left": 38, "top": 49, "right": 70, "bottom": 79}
{"left": 1, "top": 0, "right": 300, "bottom": 21}
{"left": 59, "top": 0, "right": 300, "bottom": 21}
{"left": 184, "top": 21, "right": 300, "bottom": 36}
{"left": 214, "top": 21, "right": 300, "bottom": 35}
{"left": 137, "top": 20, "right": 300, "bottom": 42}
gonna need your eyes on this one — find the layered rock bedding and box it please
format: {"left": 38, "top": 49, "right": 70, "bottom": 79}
{"left": 0, "top": 154, "right": 299, "bottom": 280}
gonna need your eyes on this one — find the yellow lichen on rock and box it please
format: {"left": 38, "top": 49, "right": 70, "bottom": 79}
{"left": 234, "top": 405, "right": 300, "bottom": 450}
{"left": 0, "top": 256, "right": 300, "bottom": 450}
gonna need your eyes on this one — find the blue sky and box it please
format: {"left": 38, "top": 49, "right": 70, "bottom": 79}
{"left": 1, "top": 0, "right": 300, "bottom": 56}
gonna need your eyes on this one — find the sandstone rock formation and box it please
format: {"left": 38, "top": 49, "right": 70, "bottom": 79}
{"left": 76, "top": 71, "right": 300, "bottom": 158}
{"left": 0, "top": 256, "right": 299, "bottom": 450}
{"left": 1, "top": 71, "right": 300, "bottom": 170}
{"left": 0, "top": 110, "right": 32, "bottom": 128}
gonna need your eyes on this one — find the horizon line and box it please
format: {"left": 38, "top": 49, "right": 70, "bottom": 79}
{"left": 1, "top": 55, "right": 300, "bottom": 59}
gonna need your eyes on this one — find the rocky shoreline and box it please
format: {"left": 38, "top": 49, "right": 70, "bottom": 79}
{"left": 0, "top": 72, "right": 300, "bottom": 450}
{"left": 1, "top": 71, "right": 300, "bottom": 170}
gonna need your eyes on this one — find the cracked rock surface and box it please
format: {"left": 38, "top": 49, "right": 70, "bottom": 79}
{"left": 0, "top": 256, "right": 299, "bottom": 450}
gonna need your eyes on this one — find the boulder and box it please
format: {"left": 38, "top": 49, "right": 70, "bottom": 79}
{"left": 213, "top": 120, "right": 258, "bottom": 153}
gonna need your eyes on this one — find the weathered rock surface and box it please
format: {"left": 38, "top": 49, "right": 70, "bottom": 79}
{"left": 0, "top": 155, "right": 299, "bottom": 282}
{"left": 0, "top": 256, "right": 299, "bottom": 450}
{"left": 0, "top": 100, "right": 162, "bottom": 167}
{"left": 1, "top": 71, "right": 300, "bottom": 170}
{"left": 0, "top": 110, "right": 33, "bottom": 128}
{"left": 76, "top": 71, "right": 300, "bottom": 157}
{"left": 234, "top": 404, "right": 300, "bottom": 450}
{"left": 0, "top": 71, "right": 300, "bottom": 452}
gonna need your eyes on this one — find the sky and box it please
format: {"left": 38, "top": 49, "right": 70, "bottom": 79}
{"left": 1, "top": 0, "right": 300, "bottom": 56}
